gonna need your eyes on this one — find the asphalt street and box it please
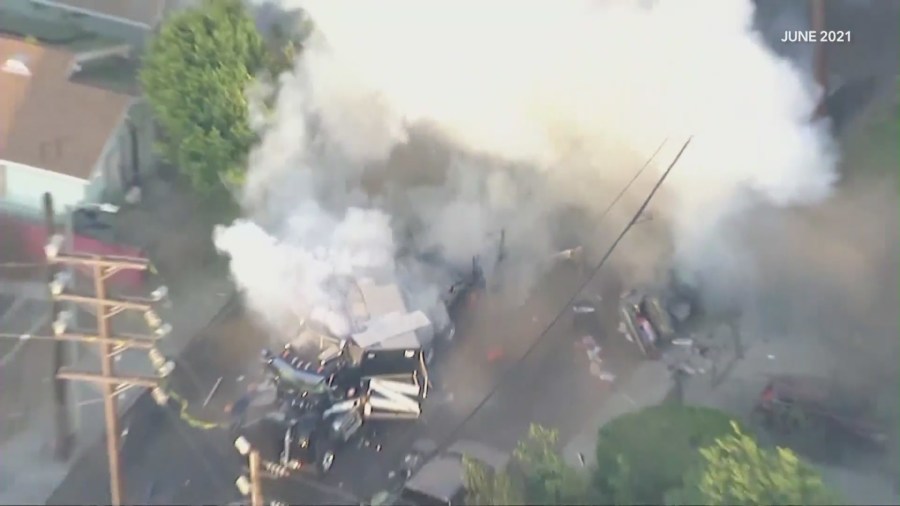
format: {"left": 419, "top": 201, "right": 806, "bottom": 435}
{"left": 48, "top": 164, "right": 665, "bottom": 506}
{"left": 48, "top": 253, "right": 651, "bottom": 505}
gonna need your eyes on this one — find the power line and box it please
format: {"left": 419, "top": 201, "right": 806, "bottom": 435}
{"left": 419, "top": 136, "right": 693, "bottom": 468}
{"left": 0, "top": 261, "right": 44, "bottom": 268}
{"left": 591, "top": 138, "right": 669, "bottom": 225}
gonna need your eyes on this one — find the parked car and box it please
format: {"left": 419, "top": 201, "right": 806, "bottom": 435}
{"left": 618, "top": 289, "right": 675, "bottom": 357}
{"left": 1, "top": 210, "right": 149, "bottom": 290}
{"left": 755, "top": 374, "right": 889, "bottom": 449}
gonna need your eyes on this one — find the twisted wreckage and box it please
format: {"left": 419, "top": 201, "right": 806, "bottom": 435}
{"left": 230, "top": 264, "right": 481, "bottom": 476}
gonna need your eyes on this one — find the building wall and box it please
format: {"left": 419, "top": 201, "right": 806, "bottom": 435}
{"left": 0, "top": 159, "right": 87, "bottom": 219}
{"left": 88, "top": 99, "right": 157, "bottom": 202}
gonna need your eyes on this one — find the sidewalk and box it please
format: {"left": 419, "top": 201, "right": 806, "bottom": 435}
{"left": 562, "top": 361, "right": 672, "bottom": 468}
{"left": 0, "top": 175, "right": 236, "bottom": 504}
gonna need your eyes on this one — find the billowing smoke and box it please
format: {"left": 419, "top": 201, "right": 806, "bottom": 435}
{"left": 217, "top": 0, "right": 839, "bottom": 341}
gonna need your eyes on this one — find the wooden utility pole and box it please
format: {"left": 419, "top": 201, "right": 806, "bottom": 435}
{"left": 811, "top": 0, "right": 829, "bottom": 118}
{"left": 233, "top": 435, "right": 290, "bottom": 506}
{"left": 43, "top": 193, "right": 72, "bottom": 461}
{"left": 249, "top": 450, "right": 264, "bottom": 506}
{"left": 94, "top": 261, "right": 124, "bottom": 506}
{"left": 40, "top": 236, "right": 168, "bottom": 506}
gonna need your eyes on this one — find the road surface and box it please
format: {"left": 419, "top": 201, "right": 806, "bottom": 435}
{"left": 48, "top": 158, "right": 668, "bottom": 505}
{"left": 48, "top": 254, "right": 650, "bottom": 505}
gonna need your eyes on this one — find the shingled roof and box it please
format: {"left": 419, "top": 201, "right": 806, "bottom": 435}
{"left": 0, "top": 35, "right": 132, "bottom": 180}
{"left": 30, "top": 0, "right": 167, "bottom": 28}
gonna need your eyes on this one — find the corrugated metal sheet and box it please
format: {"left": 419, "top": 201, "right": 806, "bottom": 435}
{"left": 358, "top": 280, "right": 408, "bottom": 318}
{"left": 352, "top": 310, "right": 431, "bottom": 350}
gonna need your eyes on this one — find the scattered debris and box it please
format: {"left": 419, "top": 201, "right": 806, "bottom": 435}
{"left": 767, "top": 354, "right": 776, "bottom": 360}
{"left": 679, "top": 364, "right": 696, "bottom": 375}
{"left": 371, "top": 491, "right": 392, "bottom": 506}
{"left": 598, "top": 371, "right": 616, "bottom": 382}
{"left": 388, "top": 471, "right": 396, "bottom": 479}
{"left": 376, "top": 444, "right": 382, "bottom": 452}
{"left": 672, "top": 338, "right": 693, "bottom": 347}
{"left": 203, "top": 377, "right": 223, "bottom": 407}
{"left": 236, "top": 375, "right": 245, "bottom": 382}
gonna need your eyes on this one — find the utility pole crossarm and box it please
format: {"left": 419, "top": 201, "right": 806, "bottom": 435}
{"left": 0, "top": 333, "right": 157, "bottom": 348}
{"left": 56, "top": 370, "right": 160, "bottom": 388}
{"left": 48, "top": 253, "right": 149, "bottom": 270}
{"left": 53, "top": 293, "right": 154, "bottom": 312}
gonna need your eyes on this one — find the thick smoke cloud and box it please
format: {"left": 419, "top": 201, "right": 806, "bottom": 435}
{"left": 217, "top": 0, "right": 838, "bottom": 341}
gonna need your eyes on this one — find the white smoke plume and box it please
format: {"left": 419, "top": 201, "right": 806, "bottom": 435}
{"left": 217, "top": 0, "right": 838, "bottom": 340}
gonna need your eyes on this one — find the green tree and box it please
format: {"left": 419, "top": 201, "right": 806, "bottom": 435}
{"left": 141, "top": 0, "right": 265, "bottom": 193}
{"left": 463, "top": 424, "right": 593, "bottom": 505}
{"left": 513, "top": 424, "right": 592, "bottom": 505}
{"left": 668, "top": 422, "right": 839, "bottom": 506}
{"left": 593, "top": 404, "right": 735, "bottom": 504}
{"left": 462, "top": 456, "right": 523, "bottom": 506}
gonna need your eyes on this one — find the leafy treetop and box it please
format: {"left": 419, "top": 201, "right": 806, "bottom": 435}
{"left": 141, "top": 0, "right": 265, "bottom": 194}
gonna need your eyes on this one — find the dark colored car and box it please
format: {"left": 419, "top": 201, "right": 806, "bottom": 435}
{"left": 755, "top": 375, "right": 889, "bottom": 449}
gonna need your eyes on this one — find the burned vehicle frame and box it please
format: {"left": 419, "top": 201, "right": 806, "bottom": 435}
{"left": 230, "top": 280, "right": 438, "bottom": 477}
{"left": 754, "top": 374, "right": 889, "bottom": 450}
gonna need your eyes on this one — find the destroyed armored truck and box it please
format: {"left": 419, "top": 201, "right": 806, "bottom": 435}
{"left": 230, "top": 278, "right": 463, "bottom": 476}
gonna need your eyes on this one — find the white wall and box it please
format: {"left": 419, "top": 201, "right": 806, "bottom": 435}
{"left": 0, "top": 159, "right": 87, "bottom": 218}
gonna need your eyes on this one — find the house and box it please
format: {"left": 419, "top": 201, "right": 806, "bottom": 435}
{"left": 0, "top": 34, "right": 155, "bottom": 219}
{"left": 0, "top": 0, "right": 171, "bottom": 51}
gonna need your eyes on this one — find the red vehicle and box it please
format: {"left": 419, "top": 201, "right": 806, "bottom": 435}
{"left": 755, "top": 374, "right": 888, "bottom": 449}
{"left": 1, "top": 211, "right": 149, "bottom": 290}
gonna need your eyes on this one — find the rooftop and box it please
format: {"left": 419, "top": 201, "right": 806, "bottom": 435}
{"left": 0, "top": 34, "right": 133, "bottom": 180}
{"left": 351, "top": 310, "right": 431, "bottom": 350}
{"left": 30, "top": 0, "right": 167, "bottom": 28}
